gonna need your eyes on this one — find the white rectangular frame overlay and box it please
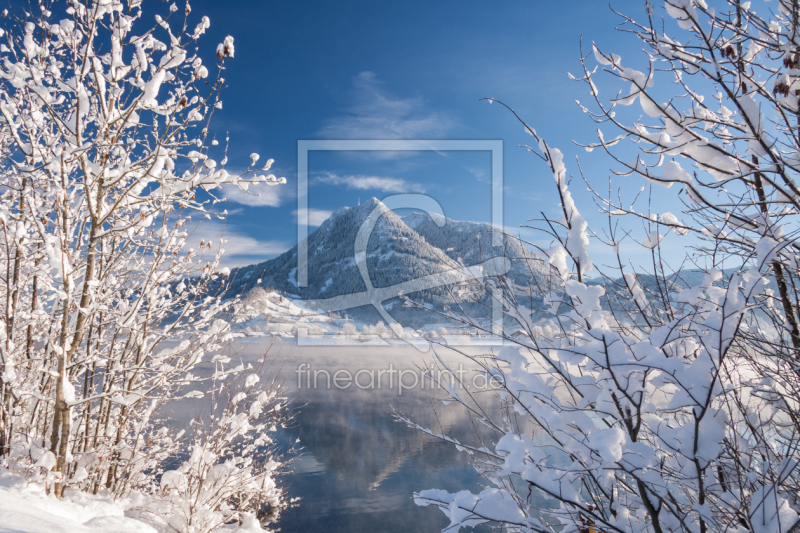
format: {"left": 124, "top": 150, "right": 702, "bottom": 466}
{"left": 297, "top": 139, "right": 504, "bottom": 337}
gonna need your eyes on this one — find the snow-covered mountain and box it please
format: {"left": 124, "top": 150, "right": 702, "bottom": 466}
{"left": 223, "top": 198, "right": 551, "bottom": 327}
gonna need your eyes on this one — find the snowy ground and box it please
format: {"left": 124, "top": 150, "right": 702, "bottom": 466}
{"left": 0, "top": 469, "right": 154, "bottom": 533}
{"left": 0, "top": 469, "right": 267, "bottom": 533}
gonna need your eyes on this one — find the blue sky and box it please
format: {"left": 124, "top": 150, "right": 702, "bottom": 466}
{"left": 187, "top": 0, "right": 685, "bottom": 272}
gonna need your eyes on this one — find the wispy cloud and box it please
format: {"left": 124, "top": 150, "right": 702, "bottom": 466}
{"left": 185, "top": 221, "right": 288, "bottom": 270}
{"left": 293, "top": 208, "right": 333, "bottom": 227}
{"left": 318, "top": 71, "right": 454, "bottom": 139}
{"left": 465, "top": 166, "right": 490, "bottom": 184}
{"left": 217, "top": 183, "right": 286, "bottom": 207}
{"left": 217, "top": 169, "right": 294, "bottom": 207}
{"left": 315, "top": 171, "right": 425, "bottom": 193}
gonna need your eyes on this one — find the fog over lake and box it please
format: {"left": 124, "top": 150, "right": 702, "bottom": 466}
{"left": 165, "top": 340, "right": 519, "bottom": 532}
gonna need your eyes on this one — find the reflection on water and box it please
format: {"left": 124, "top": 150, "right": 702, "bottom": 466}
{"left": 230, "top": 341, "right": 496, "bottom": 533}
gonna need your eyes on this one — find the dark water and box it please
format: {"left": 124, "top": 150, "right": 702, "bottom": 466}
{"left": 237, "top": 341, "right": 498, "bottom": 533}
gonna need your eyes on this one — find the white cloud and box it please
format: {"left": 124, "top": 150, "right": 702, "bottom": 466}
{"left": 185, "top": 221, "right": 288, "bottom": 270}
{"left": 293, "top": 208, "right": 333, "bottom": 227}
{"left": 218, "top": 181, "right": 291, "bottom": 208}
{"left": 318, "top": 71, "right": 454, "bottom": 139}
{"left": 315, "top": 172, "right": 425, "bottom": 193}
{"left": 466, "top": 166, "right": 490, "bottom": 184}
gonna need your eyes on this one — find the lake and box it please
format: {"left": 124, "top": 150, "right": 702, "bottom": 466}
{"left": 230, "top": 339, "right": 503, "bottom": 533}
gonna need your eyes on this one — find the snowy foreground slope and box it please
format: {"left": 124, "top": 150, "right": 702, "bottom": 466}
{"left": 0, "top": 470, "right": 263, "bottom": 533}
{"left": 0, "top": 470, "right": 153, "bottom": 533}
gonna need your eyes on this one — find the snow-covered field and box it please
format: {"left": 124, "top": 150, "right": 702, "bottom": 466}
{"left": 0, "top": 469, "right": 155, "bottom": 533}
{"left": 0, "top": 463, "right": 271, "bottom": 533}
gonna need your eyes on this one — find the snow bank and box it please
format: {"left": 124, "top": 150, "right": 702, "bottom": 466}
{"left": 0, "top": 469, "right": 154, "bottom": 533}
{"left": 0, "top": 469, "right": 271, "bottom": 533}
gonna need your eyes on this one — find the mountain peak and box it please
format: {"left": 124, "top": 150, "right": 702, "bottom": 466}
{"left": 222, "top": 198, "right": 550, "bottom": 326}
{"left": 327, "top": 196, "right": 384, "bottom": 220}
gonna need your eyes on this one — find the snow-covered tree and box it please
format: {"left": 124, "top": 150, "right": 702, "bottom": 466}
{"left": 0, "top": 0, "right": 287, "bottom": 521}
{"left": 397, "top": 1, "right": 800, "bottom": 532}
{"left": 129, "top": 362, "right": 293, "bottom": 533}
{"left": 340, "top": 322, "right": 357, "bottom": 337}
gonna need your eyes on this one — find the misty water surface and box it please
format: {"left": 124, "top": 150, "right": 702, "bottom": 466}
{"left": 244, "top": 341, "right": 501, "bottom": 533}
